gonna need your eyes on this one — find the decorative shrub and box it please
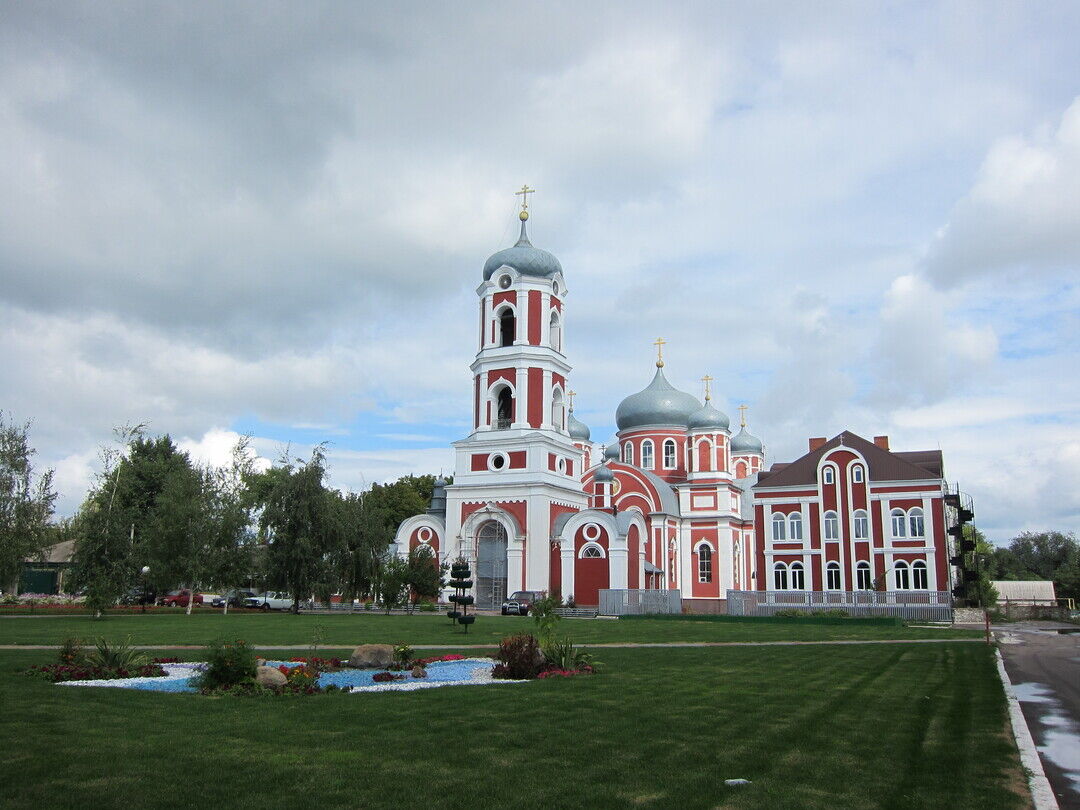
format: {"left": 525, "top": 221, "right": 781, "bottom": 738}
{"left": 810, "top": 609, "right": 850, "bottom": 618}
{"left": 542, "top": 637, "right": 598, "bottom": 673}
{"left": 57, "top": 637, "right": 84, "bottom": 666}
{"left": 27, "top": 662, "right": 166, "bottom": 682}
{"left": 392, "top": 643, "right": 413, "bottom": 669}
{"left": 492, "top": 634, "right": 544, "bottom": 680}
{"left": 196, "top": 639, "right": 258, "bottom": 691}
{"left": 288, "top": 656, "right": 343, "bottom": 671}
{"left": 773, "top": 608, "right": 807, "bottom": 618}
{"left": 419, "top": 601, "right": 436, "bottom": 612}
{"left": 85, "top": 636, "right": 150, "bottom": 670}
{"left": 530, "top": 595, "right": 562, "bottom": 646}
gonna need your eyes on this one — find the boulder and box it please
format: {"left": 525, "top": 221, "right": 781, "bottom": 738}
{"left": 411, "top": 665, "right": 428, "bottom": 679}
{"left": 348, "top": 644, "right": 394, "bottom": 669}
{"left": 255, "top": 665, "right": 288, "bottom": 690}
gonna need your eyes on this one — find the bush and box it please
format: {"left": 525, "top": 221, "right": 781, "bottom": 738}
{"left": 773, "top": 609, "right": 807, "bottom": 618}
{"left": 391, "top": 643, "right": 413, "bottom": 670}
{"left": 530, "top": 595, "right": 562, "bottom": 646}
{"left": 542, "top": 637, "right": 599, "bottom": 673}
{"left": 85, "top": 636, "right": 149, "bottom": 670}
{"left": 492, "top": 634, "right": 544, "bottom": 680}
{"left": 809, "top": 609, "right": 850, "bottom": 618}
{"left": 196, "top": 639, "right": 258, "bottom": 691}
{"left": 419, "top": 601, "right": 436, "bottom": 612}
{"left": 57, "top": 637, "right": 84, "bottom": 666}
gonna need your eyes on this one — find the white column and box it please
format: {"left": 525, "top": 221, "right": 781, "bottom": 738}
{"left": 923, "top": 495, "right": 937, "bottom": 589}
{"left": 513, "top": 367, "right": 527, "bottom": 428}
{"left": 482, "top": 295, "right": 492, "bottom": 349}
{"left": 515, "top": 289, "right": 527, "bottom": 345}
{"left": 542, "top": 369, "right": 553, "bottom": 429}
{"left": 561, "top": 543, "right": 575, "bottom": 600}
{"left": 609, "top": 544, "right": 628, "bottom": 589}
{"left": 540, "top": 291, "right": 551, "bottom": 347}
{"left": 507, "top": 540, "right": 524, "bottom": 594}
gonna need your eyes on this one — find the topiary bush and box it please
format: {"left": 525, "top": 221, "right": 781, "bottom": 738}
{"left": 492, "top": 634, "right": 544, "bottom": 680}
{"left": 196, "top": 639, "right": 258, "bottom": 691}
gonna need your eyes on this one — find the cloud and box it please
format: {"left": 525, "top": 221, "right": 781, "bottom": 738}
{"left": 926, "top": 96, "right": 1080, "bottom": 285}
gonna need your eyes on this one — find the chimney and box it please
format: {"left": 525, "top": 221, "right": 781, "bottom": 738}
{"left": 874, "top": 435, "right": 890, "bottom": 451}
{"left": 808, "top": 437, "right": 827, "bottom": 452}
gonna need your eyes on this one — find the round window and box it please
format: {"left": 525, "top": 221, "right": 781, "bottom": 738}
{"left": 417, "top": 527, "right": 433, "bottom": 542}
{"left": 498, "top": 274, "right": 512, "bottom": 289}
{"left": 583, "top": 523, "right": 601, "bottom": 541}
{"left": 489, "top": 452, "right": 508, "bottom": 471}
{"left": 552, "top": 280, "right": 560, "bottom": 295}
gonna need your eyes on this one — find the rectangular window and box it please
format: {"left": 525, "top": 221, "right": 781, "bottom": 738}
{"left": 853, "top": 513, "right": 869, "bottom": 540}
{"left": 826, "top": 566, "right": 841, "bottom": 590}
{"left": 856, "top": 565, "right": 872, "bottom": 590}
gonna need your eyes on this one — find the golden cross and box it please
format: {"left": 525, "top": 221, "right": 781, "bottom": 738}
{"left": 515, "top": 184, "right": 535, "bottom": 214}
{"left": 702, "top": 375, "right": 713, "bottom": 402}
{"left": 567, "top": 389, "right": 576, "bottom": 410}
{"left": 654, "top": 337, "right": 666, "bottom": 368}
{"left": 738, "top": 404, "right": 748, "bottom": 427}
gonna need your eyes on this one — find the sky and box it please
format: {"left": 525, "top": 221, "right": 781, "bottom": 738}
{"left": 1, "top": 1, "right": 1078, "bottom": 545}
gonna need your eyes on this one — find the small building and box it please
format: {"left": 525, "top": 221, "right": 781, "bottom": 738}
{"left": 18, "top": 540, "right": 75, "bottom": 595}
{"left": 991, "top": 580, "right": 1057, "bottom": 606}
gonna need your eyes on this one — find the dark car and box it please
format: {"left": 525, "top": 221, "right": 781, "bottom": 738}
{"left": 211, "top": 589, "right": 256, "bottom": 608}
{"left": 119, "top": 586, "right": 157, "bottom": 606}
{"left": 501, "top": 591, "right": 545, "bottom": 616}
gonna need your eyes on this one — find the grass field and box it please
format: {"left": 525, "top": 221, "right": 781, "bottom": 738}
{"left": 0, "top": 642, "right": 1024, "bottom": 809}
{"left": 0, "top": 612, "right": 982, "bottom": 646}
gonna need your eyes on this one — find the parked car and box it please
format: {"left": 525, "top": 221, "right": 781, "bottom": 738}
{"left": 119, "top": 586, "right": 157, "bottom": 606}
{"left": 501, "top": 591, "right": 545, "bottom": 616}
{"left": 211, "top": 589, "right": 256, "bottom": 608}
{"left": 161, "top": 589, "right": 204, "bottom": 608}
{"left": 244, "top": 592, "right": 293, "bottom": 611}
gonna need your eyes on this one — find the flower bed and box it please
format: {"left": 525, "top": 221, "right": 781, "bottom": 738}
{"left": 28, "top": 662, "right": 167, "bottom": 682}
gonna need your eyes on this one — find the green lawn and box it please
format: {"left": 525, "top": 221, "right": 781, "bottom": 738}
{"left": 0, "top": 643, "right": 1024, "bottom": 809}
{"left": 0, "top": 612, "right": 981, "bottom": 646}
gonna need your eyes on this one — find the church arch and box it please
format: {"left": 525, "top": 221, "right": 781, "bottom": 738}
{"left": 475, "top": 520, "right": 509, "bottom": 608}
{"left": 549, "top": 310, "right": 562, "bottom": 352}
{"left": 551, "top": 387, "right": 566, "bottom": 431}
{"left": 495, "top": 304, "right": 517, "bottom": 347}
{"left": 488, "top": 381, "right": 516, "bottom": 429}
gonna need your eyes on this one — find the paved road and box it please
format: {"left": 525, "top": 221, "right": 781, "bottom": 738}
{"left": 996, "top": 622, "right": 1080, "bottom": 809}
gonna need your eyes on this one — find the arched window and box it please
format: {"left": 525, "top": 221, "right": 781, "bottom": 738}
{"left": 735, "top": 461, "right": 747, "bottom": 478}
{"left": 495, "top": 386, "right": 514, "bottom": 429}
{"left": 697, "top": 545, "right": 713, "bottom": 583}
{"left": 580, "top": 544, "right": 604, "bottom": 559}
{"left": 891, "top": 509, "right": 907, "bottom": 538}
{"left": 662, "top": 439, "right": 677, "bottom": 469}
{"left": 497, "top": 307, "right": 516, "bottom": 347}
{"left": 853, "top": 510, "right": 869, "bottom": 540}
{"left": 697, "top": 440, "right": 711, "bottom": 472}
{"left": 856, "top": 561, "right": 872, "bottom": 590}
{"left": 822, "top": 467, "right": 835, "bottom": 484}
{"left": 771, "top": 513, "right": 786, "bottom": 541}
{"left": 852, "top": 465, "right": 864, "bottom": 483}
{"left": 773, "top": 562, "right": 788, "bottom": 590}
{"left": 550, "top": 389, "right": 565, "bottom": 431}
{"left": 641, "top": 440, "right": 654, "bottom": 469}
{"left": 826, "top": 562, "right": 841, "bottom": 590}
{"left": 894, "top": 561, "right": 910, "bottom": 590}
{"left": 788, "top": 512, "right": 803, "bottom": 541}
{"left": 908, "top": 508, "right": 925, "bottom": 538}
{"left": 549, "top": 311, "right": 562, "bottom": 352}
{"left": 623, "top": 443, "right": 634, "bottom": 465}
{"left": 790, "top": 562, "right": 805, "bottom": 590}
{"left": 912, "top": 561, "right": 928, "bottom": 589}
{"left": 823, "top": 511, "right": 839, "bottom": 540}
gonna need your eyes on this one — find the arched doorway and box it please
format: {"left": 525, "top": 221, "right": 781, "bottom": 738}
{"left": 476, "top": 521, "right": 508, "bottom": 609}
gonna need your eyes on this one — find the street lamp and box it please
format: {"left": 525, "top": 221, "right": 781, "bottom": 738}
{"left": 140, "top": 566, "right": 150, "bottom": 614}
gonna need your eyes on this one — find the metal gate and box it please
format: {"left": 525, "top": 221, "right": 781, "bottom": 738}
{"left": 476, "top": 521, "right": 508, "bottom": 609}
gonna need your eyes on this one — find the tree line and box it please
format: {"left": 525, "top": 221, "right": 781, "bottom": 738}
{"left": 1, "top": 417, "right": 447, "bottom": 614}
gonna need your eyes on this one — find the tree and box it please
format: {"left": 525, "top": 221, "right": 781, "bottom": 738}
{"left": 377, "top": 555, "right": 410, "bottom": 614}
{"left": 327, "top": 491, "right": 389, "bottom": 603}
{"left": 257, "top": 446, "right": 335, "bottom": 613}
{"left": 405, "top": 545, "right": 447, "bottom": 611}
{"left": 0, "top": 416, "right": 57, "bottom": 593}
{"left": 1006, "top": 531, "right": 1080, "bottom": 603}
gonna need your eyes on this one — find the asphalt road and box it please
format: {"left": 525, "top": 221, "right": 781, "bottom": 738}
{"left": 995, "top": 622, "right": 1080, "bottom": 809}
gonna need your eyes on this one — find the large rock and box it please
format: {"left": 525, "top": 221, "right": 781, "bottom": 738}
{"left": 255, "top": 665, "right": 288, "bottom": 690}
{"left": 348, "top": 644, "right": 394, "bottom": 669}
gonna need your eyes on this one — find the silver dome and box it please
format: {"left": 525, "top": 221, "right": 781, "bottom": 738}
{"left": 482, "top": 221, "right": 562, "bottom": 281}
{"left": 615, "top": 367, "right": 701, "bottom": 431}
{"left": 730, "top": 426, "right": 763, "bottom": 455}
{"left": 567, "top": 410, "right": 591, "bottom": 441}
{"left": 688, "top": 400, "right": 730, "bottom": 431}
{"left": 593, "top": 464, "right": 615, "bottom": 483}
{"left": 604, "top": 442, "right": 620, "bottom": 461}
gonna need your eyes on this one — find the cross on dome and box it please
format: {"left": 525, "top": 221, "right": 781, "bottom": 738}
{"left": 654, "top": 337, "right": 666, "bottom": 368}
{"left": 702, "top": 375, "right": 713, "bottom": 402}
{"left": 515, "top": 184, "right": 535, "bottom": 221}
{"left": 567, "top": 389, "right": 576, "bottom": 411}
{"left": 738, "top": 404, "right": 748, "bottom": 427}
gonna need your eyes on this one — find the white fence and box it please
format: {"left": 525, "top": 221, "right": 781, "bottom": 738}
{"left": 598, "top": 589, "right": 682, "bottom": 616}
{"left": 726, "top": 590, "right": 954, "bottom": 622}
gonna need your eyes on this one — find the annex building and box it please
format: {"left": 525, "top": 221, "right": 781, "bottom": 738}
{"left": 393, "top": 197, "right": 954, "bottom": 612}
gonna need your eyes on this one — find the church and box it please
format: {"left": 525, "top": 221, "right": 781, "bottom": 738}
{"left": 393, "top": 192, "right": 953, "bottom": 612}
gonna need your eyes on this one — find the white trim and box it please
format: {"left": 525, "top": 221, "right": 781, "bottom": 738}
{"left": 578, "top": 541, "right": 606, "bottom": 559}
{"left": 692, "top": 538, "right": 716, "bottom": 554}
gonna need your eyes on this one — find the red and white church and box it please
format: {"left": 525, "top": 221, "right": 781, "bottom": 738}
{"left": 393, "top": 201, "right": 953, "bottom": 611}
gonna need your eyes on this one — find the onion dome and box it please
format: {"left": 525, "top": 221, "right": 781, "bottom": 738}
{"left": 688, "top": 400, "right": 730, "bottom": 431}
{"left": 483, "top": 219, "right": 562, "bottom": 281}
{"left": 594, "top": 464, "right": 615, "bottom": 483}
{"left": 730, "top": 426, "right": 763, "bottom": 455}
{"left": 426, "top": 476, "right": 448, "bottom": 515}
{"left": 567, "top": 409, "right": 590, "bottom": 441}
{"left": 615, "top": 367, "right": 702, "bottom": 431}
{"left": 604, "top": 442, "right": 620, "bottom": 461}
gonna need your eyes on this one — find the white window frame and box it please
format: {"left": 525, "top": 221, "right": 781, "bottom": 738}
{"left": 697, "top": 544, "right": 713, "bottom": 583}
{"left": 578, "top": 542, "right": 606, "bottom": 559}
{"left": 790, "top": 562, "right": 805, "bottom": 590}
{"left": 641, "top": 440, "right": 655, "bottom": 469}
{"left": 891, "top": 509, "right": 907, "bottom": 538}
{"left": 908, "top": 508, "right": 925, "bottom": 538}
{"left": 823, "top": 511, "right": 839, "bottom": 541}
{"left": 788, "top": 512, "right": 803, "bottom": 541}
{"left": 853, "top": 510, "right": 869, "bottom": 540}
{"left": 623, "top": 442, "right": 634, "bottom": 465}
{"left": 894, "top": 561, "right": 910, "bottom": 590}
{"left": 826, "top": 562, "right": 842, "bottom": 590}
{"left": 771, "top": 513, "right": 787, "bottom": 541}
{"left": 912, "top": 560, "right": 928, "bottom": 590}
{"left": 852, "top": 465, "right": 864, "bottom": 483}
{"left": 662, "top": 439, "right": 677, "bottom": 469}
{"left": 549, "top": 310, "right": 562, "bottom": 353}
{"left": 773, "top": 562, "right": 788, "bottom": 590}
{"left": 856, "top": 562, "right": 872, "bottom": 590}
{"left": 822, "top": 467, "right": 835, "bottom": 484}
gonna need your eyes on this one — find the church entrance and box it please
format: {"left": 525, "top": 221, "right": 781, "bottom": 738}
{"left": 476, "top": 521, "right": 508, "bottom": 609}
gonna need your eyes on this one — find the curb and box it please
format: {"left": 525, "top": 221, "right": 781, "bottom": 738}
{"left": 995, "top": 649, "right": 1058, "bottom": 810}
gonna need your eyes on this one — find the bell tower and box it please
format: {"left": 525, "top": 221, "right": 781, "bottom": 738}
{"left": 442, "top": 188, "right": 587, "bottom": 604}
